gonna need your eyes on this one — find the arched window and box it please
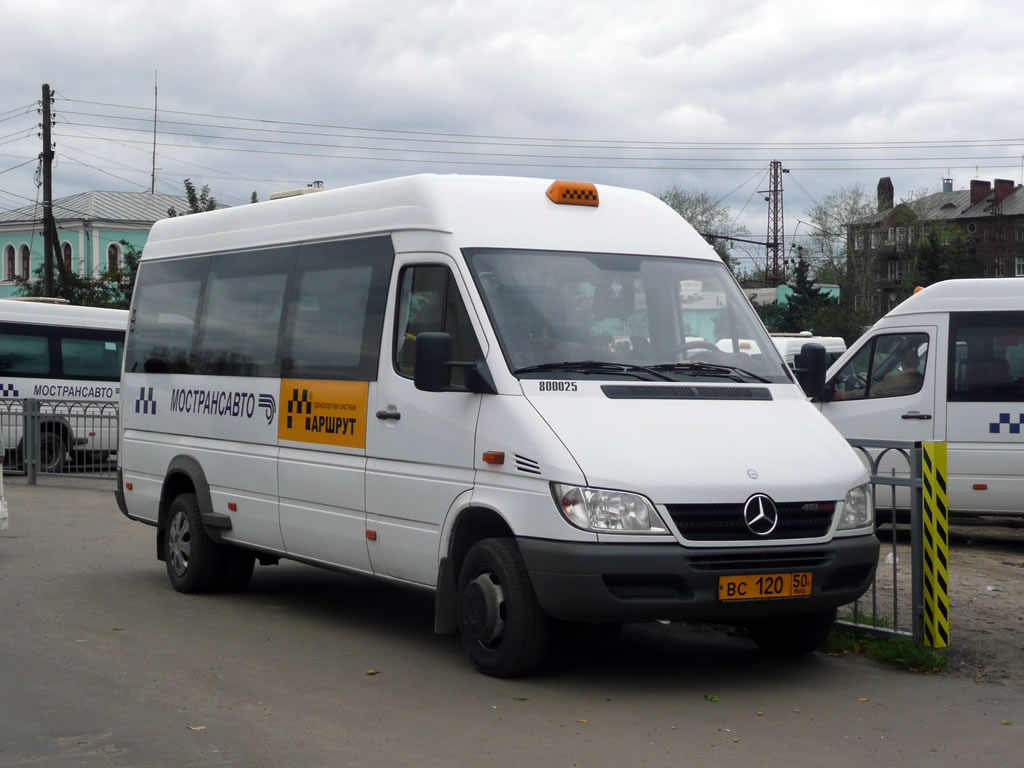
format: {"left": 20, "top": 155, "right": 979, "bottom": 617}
{"left": 62, "top": 242, "right": 73, "bottom": 275}
{"left": 20, "top": 244, "right": 30, "bottom": 278}
{"left": 107, "top": 243, "right": 121, "bottom": 272}
{"left": 3, "top": 245, "right": 13, "bottom": 281}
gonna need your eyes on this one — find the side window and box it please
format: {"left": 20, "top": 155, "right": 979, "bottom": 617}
{"left": 60, "top": 336, "right": 123, "bottom": 380}
{"left": 831, "top": 333, "right": 929, "bottom": 400}
{"left": 394, "top": 265, "right": 481, "bottom": 385}
{"left": 950, "top": 311, "right": 1024, "bottom": 402}
{"left": 869, "top": 334, "right": 928, "bottom": 398}
{"left": 195, "top": 248, "right": 294, "bottom": 377}
{"left": 125, "top": 258, "right": 208, "bottom": 374}
{"left": 0, "top": 332, "right": 51, "bottom": 376}
{"left": 281, "top": 236, "right": 393, "bottom": 381}
{"left": 830, "top": 343, "right": 872, "bottom": 401}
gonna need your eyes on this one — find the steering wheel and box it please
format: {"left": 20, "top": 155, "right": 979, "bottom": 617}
{"left": 671, "top": 340, "right": 719, "bottom": 354}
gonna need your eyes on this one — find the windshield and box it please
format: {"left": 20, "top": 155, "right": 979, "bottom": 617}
{"left": 464, "top": 248, "right": 791, "bottom": 383}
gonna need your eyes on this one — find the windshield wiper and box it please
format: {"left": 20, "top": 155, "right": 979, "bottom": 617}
{"left": 648, "top": 361, "right": 771, "bottom": 383}
{"left": 513, "top": 360, "right": 675, "bottom": 382}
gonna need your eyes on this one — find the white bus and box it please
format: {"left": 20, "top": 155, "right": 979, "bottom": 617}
{"left": 820, "top": 278, "right": 1024, "bottom": 519}
{"left": 0, "top": 300, "right": 127, "bottom": 471}
{"left": 116, "top": 174, "right": 877, "bottom": 677}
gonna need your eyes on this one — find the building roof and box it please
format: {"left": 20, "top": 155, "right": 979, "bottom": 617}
{"left": 0, "top": 191, "right": 198, "bottom": 226}
{"left": 851, "top": 185, "right": 1024, "bottom": 226}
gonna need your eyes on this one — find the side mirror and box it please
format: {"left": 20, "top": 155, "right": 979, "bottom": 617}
{"left": 414, "top": 332, "right": 454, "bottom": 392}
{"left": 794, "top": 342, "right": 826, "bottom": 400}
{"left": 413, "top": 332, "right": 498, "bottom": 394}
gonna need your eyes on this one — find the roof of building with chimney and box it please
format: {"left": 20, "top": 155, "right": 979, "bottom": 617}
{"left": 851, "top": 178, "right": 1024, "bottom": 226}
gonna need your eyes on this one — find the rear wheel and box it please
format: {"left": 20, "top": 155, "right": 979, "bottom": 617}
{"left": 164, "top": 493, "right": 223, "bottom": 593}
{"left": 746, "top": 609, "right": 836, "bottom": 655}
{"left": 457, "top": 538, "right": 550, "bottom": 677}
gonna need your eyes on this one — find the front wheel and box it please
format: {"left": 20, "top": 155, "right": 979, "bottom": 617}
{"left": 746, "top": 609, "right": 836, "bottom": 655}
{"left": 457, "top": 538, "right": 550, "bottom": 677}
{"left": 164, "top": 493, "right": 223, "bottom": 593}
{"left": 40, "top": 431, "right": 67, "bottom": 473}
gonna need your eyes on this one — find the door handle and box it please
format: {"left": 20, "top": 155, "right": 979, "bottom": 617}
{"left": 376, "top": 410, "right": 401, "bottom": 421}
{"left": 901, "top": 412, "right": 932, "bottom": 420}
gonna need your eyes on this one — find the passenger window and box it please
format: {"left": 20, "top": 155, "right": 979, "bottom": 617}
{"left": 195, "top": 248, "right": 293, "bottom": 377}
{"left": 831, "top": 333, "right": 928, "bottom": 400}
{"left": 0, "top": 332, "right": 50, "bottom": 376}
{"left": 126, "top": 258, "right": 207, "bottom": 374}
{"left": 394, "top": 265, "right": 481, "bottom": 385}
{"left": 950, "top": 311, "right": 1024, "bottom": 402}
{"left": 61, "top": 337, "right": 123, "bottom": 380}
{"left": 281, "top": 236, "right": 393, "bottom": 381}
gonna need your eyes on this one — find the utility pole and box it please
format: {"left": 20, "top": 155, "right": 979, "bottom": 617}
{"left": 761, "top": 160, "right": 789, "bottom": 286}
{"left": 40, "top": 84, "right": 71, "bottom": 301}
{"left": 41, "top": 83, "right": 55, "bottom": 297}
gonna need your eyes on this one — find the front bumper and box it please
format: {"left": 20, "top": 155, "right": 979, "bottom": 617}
{"left": 518, "top": 535, "right": 879, "bottom": 623}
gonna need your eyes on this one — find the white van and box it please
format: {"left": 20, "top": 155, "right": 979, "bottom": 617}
{"left": 819, "top": 278, "right": 1024, "bottom": 518}
{"left": 0, "top": 300, "right": 126, "bottom": 470}
{"left": 115, "top": 175, "right": 877, "bottom": 676}
{"left": 772, "top": 332, "right": 847, "bottom": 369}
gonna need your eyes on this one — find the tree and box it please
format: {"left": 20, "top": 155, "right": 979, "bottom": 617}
{"left": 783, "top": 255, "right": 830, "bottom": 331}
{"left": 804, "top": 184, "right": 876, "bottom": 308}
{"left": 167, "top": 178, "right": 218, "bottom": 217}
{"left": 902, "top": 220, "right": 975, "bottom": 290}
{"left": 14, "top": 240, "right": 139, "bottom": 309}
{"left": 659, "top": 186, "right": 750, "bottom": 272}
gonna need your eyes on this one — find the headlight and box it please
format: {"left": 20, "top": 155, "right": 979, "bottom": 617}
{"left": 838, "top": 484, "right": 873, "bottom": 531}
{"left": 552, "top": 483, "right": 667, "bottom": 533}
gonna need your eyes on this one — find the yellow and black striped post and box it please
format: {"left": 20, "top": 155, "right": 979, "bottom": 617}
{"left": 921, "top": 441, "right": 950, "bottom": 648}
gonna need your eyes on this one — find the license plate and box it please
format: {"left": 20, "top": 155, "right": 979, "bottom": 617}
{"left": 718, "top": 572, "right": 812, "bottom": 601}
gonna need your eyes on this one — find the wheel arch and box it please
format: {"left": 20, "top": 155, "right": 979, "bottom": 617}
{"left": 434, "top": 500, "right": 515, "bottom": 634}
{"left": 157, "top": 456, "right": 221, "bottom": 560}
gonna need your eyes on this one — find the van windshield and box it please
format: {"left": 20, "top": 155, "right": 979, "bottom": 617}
{"left": 464, "top": 249, "right": 791, "bottom": 383}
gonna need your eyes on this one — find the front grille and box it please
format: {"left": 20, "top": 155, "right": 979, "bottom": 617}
{"left": 666, "top": 501, "right": 835, "bottom": 541}
{"left": 688, "top": 551, "right": 832, "bottom": 572}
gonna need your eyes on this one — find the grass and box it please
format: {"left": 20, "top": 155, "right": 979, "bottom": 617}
{"left": 822, "top": 616, "right": 950, "bottom": 673}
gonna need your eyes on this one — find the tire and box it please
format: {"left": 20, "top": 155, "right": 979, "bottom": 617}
{"left": 457, "top": 538, "right": 550, "bottom": 677}
{"left": 746, "top": 609, "right": 836, "bottom": 655}
{"left": 164, "top": 493, "right": 223, "bottom": 593}
{"left": 40, "top": 431, "right": 67, "bottom": 473}
{"left": 218, "top": 547, "right": 256, "bottom": 592}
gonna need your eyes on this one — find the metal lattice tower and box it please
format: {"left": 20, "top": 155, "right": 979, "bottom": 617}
{"left": 763, "top": 160, "right": 787, "bottom": 285}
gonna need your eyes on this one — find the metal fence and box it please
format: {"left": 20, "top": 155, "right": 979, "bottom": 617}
{"left": 0, "top": 398, "right": 119, "bottom": 482}
{"left": 838, "top": 438, "right": 924, "bottom": 642}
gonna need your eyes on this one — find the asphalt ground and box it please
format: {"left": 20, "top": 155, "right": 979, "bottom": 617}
{"left": 1, "top": 477, "right": 1022, "bottom": 767}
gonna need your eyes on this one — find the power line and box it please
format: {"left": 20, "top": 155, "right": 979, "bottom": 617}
{"left": 55, "top": 117, "right": 1024, "bottom": 164}
{"left": 55, "top": 96, "right": 1024, "bottom": 149}
{"left": 53, "top": 133, "right": 1024, "bottom": 173}
{"left": 0, "top": 108, "right": 36, "bottom": 126}
{"left": 56, "top": 117, "right": 308, "bottom": 190}
{"left": 0, "top": 158, "right": 36, "bottom": 176}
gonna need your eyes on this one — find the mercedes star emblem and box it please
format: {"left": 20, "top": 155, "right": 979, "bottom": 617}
{"left": 743, "top": 494, "right": 779, "bottom": 536}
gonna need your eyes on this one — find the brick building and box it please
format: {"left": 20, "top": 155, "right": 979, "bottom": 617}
{"left": 847, "top": 176, "right": 1024, "bottom": 313}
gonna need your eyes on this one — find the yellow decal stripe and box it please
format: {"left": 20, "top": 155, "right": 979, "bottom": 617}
{"left": 921, "top": 441, "right": 950, "bottom": 648}
{"left": 278, "top": 379, "right": 368, "bottom": 449}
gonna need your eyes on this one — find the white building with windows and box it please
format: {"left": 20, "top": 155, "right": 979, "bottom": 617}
{"left": 0, "top": 191, "right": 199, "bottom": 298}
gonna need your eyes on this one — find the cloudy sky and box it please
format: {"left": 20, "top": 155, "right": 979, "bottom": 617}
{"left": 2, "top": 0, "right": 1022, "bottom": 270}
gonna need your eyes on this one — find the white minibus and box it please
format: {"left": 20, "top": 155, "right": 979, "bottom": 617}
{"left": 0, "top": 300, "right": 126, "bottom": 470}
{"left": 771, "top": 332, "right": 847, "bottom": 369}
{"left": 116, "top": 175, "right": 877, "bottom": 676}
{"left": 819, "top": 278, "right": 1024, "bottom": 519}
